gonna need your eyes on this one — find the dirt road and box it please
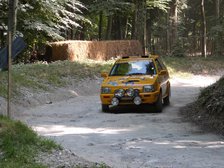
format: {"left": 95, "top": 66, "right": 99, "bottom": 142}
{"left": 17, "top": 75, "right": 224, "bottom": 168}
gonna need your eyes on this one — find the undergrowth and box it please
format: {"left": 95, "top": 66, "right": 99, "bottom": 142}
{"left": 181, "top": 76, "right": 224, "bottom": 136}
{"left": 0, "top": 115, "right": 61, "bottom": 168}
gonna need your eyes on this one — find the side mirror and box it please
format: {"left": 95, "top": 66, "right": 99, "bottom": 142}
{"left": 159, "top": 70, "right": 167, "bottom": 75}
{"left": 101, "top": 72, "right": 108, "bottom": 78}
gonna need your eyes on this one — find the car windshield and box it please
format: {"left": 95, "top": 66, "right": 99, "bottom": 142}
{"left": 109, "top": 60, "right": 156, "bottom": 76}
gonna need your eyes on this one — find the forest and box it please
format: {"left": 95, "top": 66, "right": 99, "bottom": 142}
{"left": 0, "top": 0, "right": 223, "bottom": 59}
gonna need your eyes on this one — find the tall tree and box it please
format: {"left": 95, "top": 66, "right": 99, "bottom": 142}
{"left": 134, "top": 0, "right": 146, "bottom": 53}
{"left": 170, "top": 0, "right": 178, "bottom": 47}
{"left": 7, "top": 0, "right": 18, "bottom": 36}
{"left": 215, "top": 0, "right": 221, "bottom": 55}
{"left": 201, "top": 0, "right": 207, "bottom": 58}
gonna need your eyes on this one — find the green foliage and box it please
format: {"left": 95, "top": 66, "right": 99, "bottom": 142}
{"left": 18, "top": 0, "right": 85, "bottom": 40}
{"left": 0, "top": 115, "right": 60, "bottom": 168}
{"left": 170, "top": 39, "right": 186, "bottom": 57}
{"left": 146, "top": 0, "right": 171, "bottom": 11}
{"left": 0, "top": 71, "right": 8, "bottom": 98}
{"left": 2, "top": 0, "right": 224, "bottom": 60}
{"left": 0, "top": 0, "right": 86, "bottom": 53}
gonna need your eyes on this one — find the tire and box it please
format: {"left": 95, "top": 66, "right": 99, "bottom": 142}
{"left": 155, "top": 92, "right": 163, "bottom": 113}
{"left": 102, "top": 104, "right": 109, "bottom": 112}
{"left": 163, "top": 88, "right": 170, "bottom": 106}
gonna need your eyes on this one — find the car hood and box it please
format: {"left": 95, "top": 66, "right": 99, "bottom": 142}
{"left": 102, "top": 75, "right": 157, "bottom": 87}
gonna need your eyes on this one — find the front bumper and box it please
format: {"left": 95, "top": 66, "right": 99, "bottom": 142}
{"left": 100, "top": 91, "right": 160, "bottom": 105}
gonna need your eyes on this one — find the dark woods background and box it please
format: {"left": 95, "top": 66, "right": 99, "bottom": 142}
{"left": 0, "top": 0, "right": 223, "bottom": 61}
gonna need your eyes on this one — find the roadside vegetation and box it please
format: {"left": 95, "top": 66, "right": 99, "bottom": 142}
{"left": 162, "top": 56, "right": 224, "bottom": 77}
{"left": 0, "top": 115, "right": 110, "bottom": 168}
{"left": 0, "top": 115, "right": 61, "bottom": 168}
{"left": 181, "top": 76, "right": 224, "bottom": 136}
{"left": 0, "top": 59, "right": 113, "bottom": 98}
{"left": 1, "top": 56, "right": 224, "bottom": 98}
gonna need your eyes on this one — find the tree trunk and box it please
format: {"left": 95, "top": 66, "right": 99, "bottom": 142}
{"left": 146, "top": 17, "right": 152, "bottom": 54}
{"left": 98, "top": 11, "right": 103, "bottom": 41}
{"left": 131, "top": 12, "right": 135, "bottom": 39}
{"left": 166, "top": 10, "right": 171, "bottom": 55}
{"left": 134, "top": 0, "right": 146, "bottom": 54}
{"left": 201, "top": 0, "right": 207, "bottom": 58}
{"left": 114, "top": 14, "right": 122, "bottom": 40}
{"left": 106, "top": 15, "right": 112, "bottom": 40}
{"left": 8, "top": 0, "right": 18, "bottom": 37}
{"left": 170, "top": 0, "right": 178, "bottom": 47}
{"left": 192, "top": 21, "right": 197, "bottom": 56}
{"left": 215, "top": 0, "right": 220, "bottom": 25}
{"left": 0, "top": 31, "right": 4, "bottom": 48}
{"left": 124, "top": 17, "right": 129, "bottom": 39}
{"left": 215, "top": 0, "right": 221, "bottom": 56}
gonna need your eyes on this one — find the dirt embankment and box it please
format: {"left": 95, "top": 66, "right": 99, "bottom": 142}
{"left": 181, "top": 76, "right": 224, "bottom": 136}
{"left": 0, "top": 77, "right": 101, "bottom": 117}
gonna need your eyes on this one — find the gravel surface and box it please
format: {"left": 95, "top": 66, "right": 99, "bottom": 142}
{"left": 35, "top": 148, "right": 107, "bottom": 168}
{"left": 0, "top": 78, "right": 107, "bottom": 167}
{"left": 1, "top": 75, "right": 224, "bottom": 167}
{"left": 14, "top": 75, "right": 224, "bottom": 168}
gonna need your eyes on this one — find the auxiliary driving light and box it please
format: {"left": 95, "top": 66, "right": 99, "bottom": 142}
{"left": 126, "top": 88, "right": 134, "bottom": 97}
{"left": 114, "top": 89, "right": 125, "bottom": 98}
{"left": 134, "top": 96, "right": 142, "bottom": 105}
{"left": 111, "top": 97, "right": 119, "bottom": 106}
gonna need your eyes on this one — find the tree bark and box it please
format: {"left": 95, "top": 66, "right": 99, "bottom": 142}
{"left": 106, "top": 15, "right": 112, "bottom": 40}
{"left": 8, "top": 0, "right": 18, "bottom": 36}
{"left": 215, "top": 0, "right": 221, "bottom": 56}
{"left": 146, "top": 17, "right": 152, "bottom": 54}
{"left": 170, "top": 0, "right": 178, "bottom": 47}
{"left": 166, "top": 10, "right": 171, "bottom": 55}
{"left": 201, "top": 0, "right": 207, "bottom": 58}
{"left": 113, "top": 14, "right": 122, "bottom": 40}
{"left": 131, "top": 12, "right": 135, "bottom": 39}
{"left": 98, "top": 11, "right": 103, "bottom": 41}
{"left": 134, "top": 0, "right": 146, "bottom": 54}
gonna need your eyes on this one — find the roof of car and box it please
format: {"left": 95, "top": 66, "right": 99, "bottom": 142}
{"left": 116, "top": 55, "right": 159, "bottom": 63}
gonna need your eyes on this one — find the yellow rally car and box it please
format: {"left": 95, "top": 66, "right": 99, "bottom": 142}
{"left": 100, "top": 55, "right": 170, "bottom": 112}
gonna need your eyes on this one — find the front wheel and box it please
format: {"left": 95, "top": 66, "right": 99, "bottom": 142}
{"left": 163, "top": 89, "right": 170, "bottom": 106}
{"left": 155, "top": 92, "right": 163, "bottom": 113}
{"left": 102, "top": 104, "right": 109, "bottom": 112}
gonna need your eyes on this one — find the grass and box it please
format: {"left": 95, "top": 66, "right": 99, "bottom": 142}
{"left": 0, "top": 115, "right": 111, "bottom": 167}
{"left": 0, "top": 59, "right": 114, "bottom": 98}
{"left": 0, "top": 115, "right": 61, "bottom": 168}
{"left": 0, "top": 56, "right": 224, "bottom": 98}
{"left": 162, "top": 55, "right": 224, "bottom": 78}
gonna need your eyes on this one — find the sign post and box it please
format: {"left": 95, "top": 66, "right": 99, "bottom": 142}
{"left": 7, "top": 0, "right": 18, "bottom": 118}
{"left": 7, "top": 31, "right": 12, "bottom": 118}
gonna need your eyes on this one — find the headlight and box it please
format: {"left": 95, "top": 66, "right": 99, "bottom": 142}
{"left": 111, "top": 97, "right": 119, "bottom": 106}
{"left": 126, "top": 88, "right": 134, "bottom": 97}
{"left": 143, "top": 85, "right": 154, "bottom": 92}
{"left": 114, "top": 89, "right": 125, "bottom": 98}
{"left": 101, "top": 87, "right": 111, "bottom": 94}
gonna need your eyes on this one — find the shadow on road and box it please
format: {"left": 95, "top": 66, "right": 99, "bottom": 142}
{"left": 107, "top": 104, "right": 170, "bottom": 114}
